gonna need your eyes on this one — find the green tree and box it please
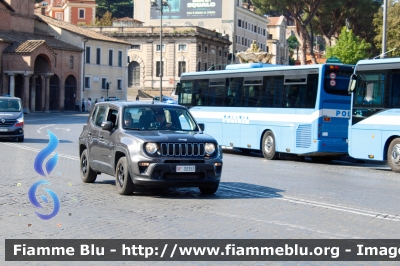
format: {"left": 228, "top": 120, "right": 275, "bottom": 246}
{"left": 92, "top": 11, "right": 113, "bottom": 26}
{"left": 252, "top": 0, "right": 323, "bottom": 65}
{"left": 326, "top": 27, "right": 372, "bottom": 64}
{"left": 287, "top": 35, "right": 300, "bottom": 64}
{"left": 373, "top": 0, "right": 400, "bottom": 57}
{"left": 313, "top": 0, "right": 381, "bottom": 48}
{"left": 96, "top": 0, "right": 133, "bottom": 19}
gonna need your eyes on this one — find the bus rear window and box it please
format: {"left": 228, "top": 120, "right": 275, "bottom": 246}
{"left": 323, "top": 65, "right": 354, "bottom": 96}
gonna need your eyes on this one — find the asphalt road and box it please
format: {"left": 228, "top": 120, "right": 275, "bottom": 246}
{"left": 1, "top": 112, "right": 400, "bottom": 265}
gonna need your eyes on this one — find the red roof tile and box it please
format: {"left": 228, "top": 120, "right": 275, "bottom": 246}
{"left": 36, "top": 14, "right": 130, "bottom": 45}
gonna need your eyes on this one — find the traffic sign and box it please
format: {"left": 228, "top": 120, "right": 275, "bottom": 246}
{"left": 326, "top": 56, "right": 342, "bottom": 64}
{"left": 330, "top": 80, "right": 336, "bottom": 86}
{"left": 329, "top": 72, "right": 336, "bottom": 79}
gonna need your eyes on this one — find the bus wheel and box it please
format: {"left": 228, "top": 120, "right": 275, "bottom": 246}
{"left": 388, "top": 139, "right": 400, "bottom": 173}
{"left": 262, "top": 131, "right": 279, "bottom": 160}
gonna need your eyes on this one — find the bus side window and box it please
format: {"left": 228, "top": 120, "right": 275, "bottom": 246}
{"left": 261, "top": 77, "right": 270, "bottom": 107}
{"left": 294, "top": 85, "right": 306, "bottom": 108}
{"left": 235, "top": 79, "right": 243, "bottom": 106}
{"left": 243, "top": 86, "right": 250, "bottom": 107}
{"left": 363, "top": 82, "right": 374, "bottom": 104}
{"left": 228, "top": 78, "right": 243, "bottom": 107}
{"left": 272, "top": 76, "right": 284, "bottom": 107}
{"left": 389, "top": 73, "right": 400, "bottom": 107}
{"left": 305, "top": 74, "right": 318, "bottom": 108}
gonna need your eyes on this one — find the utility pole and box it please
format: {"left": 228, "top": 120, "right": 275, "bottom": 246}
{"left": 381, "top": 0, "right": 387, "bottom": 58}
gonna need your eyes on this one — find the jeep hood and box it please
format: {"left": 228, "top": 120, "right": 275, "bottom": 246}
{"left": 125, "top": 130, "right": 216, "bottom": 143}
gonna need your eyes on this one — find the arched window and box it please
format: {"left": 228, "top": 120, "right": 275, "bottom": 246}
{"left": 70, "top": 56, "right": 74, "bottom": 69}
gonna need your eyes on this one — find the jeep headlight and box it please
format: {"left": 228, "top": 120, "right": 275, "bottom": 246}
{"left": 145, "top": 143, "right": 158, "bottom": 154}
{"left": 205, "top": 143, "right": 215, "bottom": 155}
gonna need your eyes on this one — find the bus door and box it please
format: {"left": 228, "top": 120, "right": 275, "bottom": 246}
{"left": 350, "top": 71, "right": 386, "bottom": 159}
{"left": 240, "top": 78, "right": 263, "bottom": 149}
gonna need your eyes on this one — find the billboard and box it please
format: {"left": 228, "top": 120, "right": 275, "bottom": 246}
{"left": 150, "top": 0, "right": 222, "bottom": 19}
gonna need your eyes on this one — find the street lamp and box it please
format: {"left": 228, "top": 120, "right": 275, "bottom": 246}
{"left": 106, "top": 82, "right": 111, "bottom": 100}
{"left": 151, "top": 0, "right": 169, "bottom": 100}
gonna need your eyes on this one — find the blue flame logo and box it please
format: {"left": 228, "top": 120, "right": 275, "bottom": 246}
{"left": 28, "top": 180, "right": 60, "bottom": 220}
{"left": 29, "top": 130, "right": 60, "bottom": 220}
{"left": 34, "top": 130, "right": 59, "bottom": 176}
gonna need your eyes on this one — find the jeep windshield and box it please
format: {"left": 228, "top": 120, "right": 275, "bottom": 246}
{"left": 0, "top": 99, "right": 22, "bottom": 112}
{"left": 123, "top": 106, "right": 199, "bottom": 131}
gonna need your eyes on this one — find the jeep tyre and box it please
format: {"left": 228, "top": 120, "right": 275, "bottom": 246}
{"left": 199, "top": 183, "right": 219, "bottom": 195}
{"left": 80, "top": 149, "right": 97, "bottom": 183}
{"left": 115, "top": 157, "right": 135, "bottom": 195}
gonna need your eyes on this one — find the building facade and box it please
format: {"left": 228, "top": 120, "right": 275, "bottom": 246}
{"left": 36, "top": 13, "right": 131, "bottom": 102}
{"left": 267, "top": 16, "right": 289, "bottom": 65}
{"left": 0, "top": 0, "right": 84, "bottom": 112}
{"left": 88, "top": 25, "right": 231, "bottom": 91}
{"left": 133, "top": 0, "right": 269, "bottom": 63}
{"left": 42, "top": 0, "right": 97, "bottom": 25}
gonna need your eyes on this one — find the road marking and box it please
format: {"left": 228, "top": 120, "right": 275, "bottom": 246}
{"left": 2, "top": 142, "right": 399, "bottom": 222}
{"left": 220, "top": 185, "right": 400, "bottom": 222}
{"left": 1, "top": 143, "right": 78, "bottom": 161}
{"left": 54, "top": 128, "right": 71, "bottom": 131}
{"left": 37, "top": 124, "right": 55, "bottom": 134}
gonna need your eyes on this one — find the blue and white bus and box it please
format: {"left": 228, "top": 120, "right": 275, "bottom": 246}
{"left": 348, "top": 58, "right": 400, "bottom": 172}
{"left": 176, "top": 63, "right": 354, "bottom": 161}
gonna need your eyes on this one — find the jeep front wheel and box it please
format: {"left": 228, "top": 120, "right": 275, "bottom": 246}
{"left": 115, "top": 157, "right": 135, "bottom": 195}
{"left": 199, "top": 183, "right": 219, "bottom": 195}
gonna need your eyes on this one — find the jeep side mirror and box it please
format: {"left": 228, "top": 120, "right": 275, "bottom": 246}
{"left": 101, "top": 121, "right": 114, "bottom": 131}
{"left": 198, "top": 123, "right": 205, "bottom": 131}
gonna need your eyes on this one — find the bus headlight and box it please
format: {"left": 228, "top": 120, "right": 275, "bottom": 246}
{"left": 205, "top": 143, "right": 215, "bottom": 155}
{"left": 145, "top": 143, "right": 158, "bottom": 154}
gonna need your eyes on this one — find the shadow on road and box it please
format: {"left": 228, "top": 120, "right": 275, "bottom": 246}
{"left": 92, "top": 180, "right": 284, "bottom": 199}
{"left": 0, "top": 138, "right": 70, "bottom": 143}
{"left": 23, "top": 138, "right": 73, "bottom": 144}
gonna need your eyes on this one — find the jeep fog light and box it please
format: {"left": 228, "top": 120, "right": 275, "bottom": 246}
{"left": 205, "top": 143, "right": 215, "bottom": 155}
{"left": 145, "top": 143, "right": 158, "bottom": 154}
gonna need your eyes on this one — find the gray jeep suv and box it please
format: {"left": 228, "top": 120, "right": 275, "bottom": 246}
{"left": 79, "top": 101, "right": 223, "bottom": 195}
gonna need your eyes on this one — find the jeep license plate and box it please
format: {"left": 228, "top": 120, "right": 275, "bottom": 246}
{"left": 176, "top": 165, "right": 195, "bottom": 172}
{"left": 0, "top": 128, "right": 7, "bottom": 132}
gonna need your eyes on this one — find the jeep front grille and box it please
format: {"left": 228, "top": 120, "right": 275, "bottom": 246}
{"left": 160, "top": 143, "right": 205, "bottom": 156}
